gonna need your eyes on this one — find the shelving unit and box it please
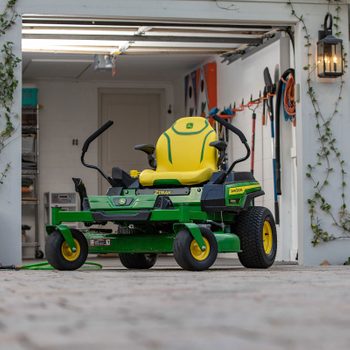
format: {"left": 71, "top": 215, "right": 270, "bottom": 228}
{"left": 22, "top": 105, "right": 43, "bottom": 259}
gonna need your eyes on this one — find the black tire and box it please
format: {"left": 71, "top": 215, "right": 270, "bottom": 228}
{"left": 45, "top": 229, "right": 88, "bottom": 271}
{"left": 173, "top": 227, "right": 218, "bottom": 271}
{"left": 233, "top": 206, "right": 277, "bottom": 268}
{"left": 35, "top": 249, "right": 44, "bottom": 259}
{"left": 119, "top": 253, "right": 157, "bottom": 269}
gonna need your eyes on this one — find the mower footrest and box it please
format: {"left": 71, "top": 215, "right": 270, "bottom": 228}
{"left": 92, "top": 211, "right": 150, "bottom": 223}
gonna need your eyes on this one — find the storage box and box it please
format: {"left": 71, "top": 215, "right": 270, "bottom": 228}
{"left": 22, "top": 134, "right": 36, "bottom": 154}
{"left": 22, "top": 88, "right": 38, "bottom": 108}
{"left": 22, "top": 111, "right": 37, "bottom": 126}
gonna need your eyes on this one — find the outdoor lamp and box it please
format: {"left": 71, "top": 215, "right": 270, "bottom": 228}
{"left": 317, "top": 13, "right": 343, "bottom": 78}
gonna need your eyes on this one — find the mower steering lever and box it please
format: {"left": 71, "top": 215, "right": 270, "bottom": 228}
{"left": 211, "top": 114, "right": 251, "bottom": 184}
{"left": 212, "top": 114, "right": 247, "bottom": 144}
{"left": 82, "top": 120, "right": 113, "bottom": 153}
{"left": 81, "top": 120, "right": 116, "bottom": 186}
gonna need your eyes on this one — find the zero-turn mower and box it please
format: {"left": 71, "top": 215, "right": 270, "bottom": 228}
{"left": 45, "top": 115, "right": 277, "bottom": 271}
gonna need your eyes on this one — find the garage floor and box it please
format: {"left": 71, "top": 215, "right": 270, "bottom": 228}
{"left": 1, "top": 257, "right": 350, "bottom": 350}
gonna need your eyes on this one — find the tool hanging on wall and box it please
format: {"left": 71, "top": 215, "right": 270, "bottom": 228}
{"left": 208, "top": 107, "right": 235, "bottom": 144}
{"left": 275, "top": 68, "right": 295, "bottom": 201}
{"left": 248, "top": 93, "right": 261, "bottom": 176}
{"left": 262, "top": 86, "right": 268, "bottom": 126}
{"left": 264, "top": 66, "right": 279, "bottom": 224}
{"left": 276, "top": 68, "right": 296, "bottom": 126}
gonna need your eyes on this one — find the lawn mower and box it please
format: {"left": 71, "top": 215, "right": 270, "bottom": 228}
{"left": 45, "top": 115, "right": 277, "bottom": 271}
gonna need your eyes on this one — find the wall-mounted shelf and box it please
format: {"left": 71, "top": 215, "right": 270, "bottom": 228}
{"left": 22, "top": 103, "right": 43, "bottom": 259}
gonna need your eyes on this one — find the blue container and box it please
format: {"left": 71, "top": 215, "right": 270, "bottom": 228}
{"left": 22, "top": 88, "right": 38, "bottom": 107}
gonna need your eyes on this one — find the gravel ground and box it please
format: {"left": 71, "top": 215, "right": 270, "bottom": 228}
{"left": 1, "top": 257, "right": 350, "bottom": 350}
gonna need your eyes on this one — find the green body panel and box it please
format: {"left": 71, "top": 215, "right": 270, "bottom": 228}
{"left": 214, "top": 232, "right": 241, "bottom": 252}
{"left": 173, "top": 223, "right": 206, "bottom": 250}
{"left": 83, "top": 229, "right": 240, "bottom": 254}
{"left": 85, "top": 231, "right": 175, "bottom": 254}
{"left": 46, "top": 181, "right": 262, "bottom": 255}
{"left": 225, "top": 181, "right": 262, "bottom": 207}
{"left": 51, "top": 207, "right": 94, "bottom": 225}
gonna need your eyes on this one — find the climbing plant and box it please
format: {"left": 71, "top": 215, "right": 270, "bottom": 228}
{"left": 0, "top": 0, "right": 20, "bottom": 184}
{"left": 287, "top": 0, "right": 349, "bottom": 245}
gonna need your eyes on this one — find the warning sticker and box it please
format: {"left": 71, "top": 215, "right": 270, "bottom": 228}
{"left": 89, "top": 239, "right": 111, "bottom": 247}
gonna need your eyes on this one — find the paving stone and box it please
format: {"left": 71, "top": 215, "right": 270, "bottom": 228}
{"left": 0, "top": 258, "right": 350, "bottom": 350}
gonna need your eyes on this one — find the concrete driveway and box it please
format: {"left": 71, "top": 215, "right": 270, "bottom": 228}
{"left": 1, "top": 257, "right": 350, "bottom": 350}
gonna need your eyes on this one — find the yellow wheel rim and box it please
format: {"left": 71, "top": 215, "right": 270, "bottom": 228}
{"left": 190, "top": 237, "right": 210, "bottom": 261}
{"left": 61, "top": 239, "right": 81, "bottom": 262}
{"left": 263, "top": 221, "right": 273, "bottom": 255}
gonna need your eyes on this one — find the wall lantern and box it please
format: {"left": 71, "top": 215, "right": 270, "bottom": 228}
{"left": 317, "top": 13, "right": 343, "bottom": 78}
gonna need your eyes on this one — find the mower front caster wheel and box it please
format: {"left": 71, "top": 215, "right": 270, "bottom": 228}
{"left": 45, "top": 229, "right": 88, "bottom": 271}
{"left": 173, "top": 227, "right": 218, "bottom": 271}
{"left": 119, "top": 253, "right": 157, "bottom": 269}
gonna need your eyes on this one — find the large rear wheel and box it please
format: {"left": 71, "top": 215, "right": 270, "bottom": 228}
{"left": 233, "top": 206, "right": 277, "bottom": 268}
{"left": 119, "top": 253, "right": 157, "bottom": 269}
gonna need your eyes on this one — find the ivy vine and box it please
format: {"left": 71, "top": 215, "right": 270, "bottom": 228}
{"left": 0, "top": 0, "right": 19, "bottom": 183}
{"left": 287, "top": 0, "right": 349, "bottom": 245}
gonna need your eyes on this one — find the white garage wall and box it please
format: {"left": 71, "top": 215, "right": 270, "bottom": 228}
{"left": 216, "top": 40, "right": 298, "bottom": 261}
{"left": 25, "top": 79, "right": 174, "bottom": 249}
{"left": 172, "top": 77, "right": 185, "bottom": 118}
{"left": 216, "top": 41, "right": 281, "bottom": 218}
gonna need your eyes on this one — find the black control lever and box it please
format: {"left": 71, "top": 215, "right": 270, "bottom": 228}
{"left": 82, "top": 120, "right": 113, "bottom": 154}
{"left": 81, "top": 120, "right": 115, "bottom": 186}
{"left": 211, "top": 115, "right": 251, "bottom": 184}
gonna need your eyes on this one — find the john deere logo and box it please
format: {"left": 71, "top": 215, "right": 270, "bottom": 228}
{"left": 229, "top": 187, "right": 245, "bottom": 195}
{"left": 186, "top": 122, "right": 193, "bottom": 129}
{"left": 118, "top": 198, "right": 127, "bottom": 205}
{"left": 228, "top": 184, "right": 261, "bottom": 196}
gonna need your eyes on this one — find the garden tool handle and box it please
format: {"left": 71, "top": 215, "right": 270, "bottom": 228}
{"left": 212, "top": 114, "right": 247, "bottom": 144}
{"left": 82, "top": 120, "right": 114, "bottom": 153}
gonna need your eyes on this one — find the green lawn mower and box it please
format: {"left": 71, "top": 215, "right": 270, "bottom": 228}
{"left": 45, "top": 115, "right": 277, "bottom": 271}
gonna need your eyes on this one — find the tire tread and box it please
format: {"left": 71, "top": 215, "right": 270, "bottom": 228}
{"left": 234, "top": 206, "right": 276, "bottom": 268}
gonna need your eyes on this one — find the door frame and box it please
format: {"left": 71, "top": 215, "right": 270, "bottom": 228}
{"left": 97, "top": 87, "right": 166, "bottom": 194}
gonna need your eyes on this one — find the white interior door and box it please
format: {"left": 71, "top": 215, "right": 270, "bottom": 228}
{"left": 99, "top": 91, "right": 161, "bottom": 194}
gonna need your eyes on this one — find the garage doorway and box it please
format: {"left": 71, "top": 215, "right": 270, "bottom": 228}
{"left": 99, "top": 88, "right": 161, "bottom": 194}
{"left": 20, "top": 14, "right": 297, "bottom": 263}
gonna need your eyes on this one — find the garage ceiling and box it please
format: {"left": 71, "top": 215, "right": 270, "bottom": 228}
{"left": 22, "top": 16, "right": 289, "bottom": 81}
{"left": 22, "top": 52, "right": 213, "bottom": 81}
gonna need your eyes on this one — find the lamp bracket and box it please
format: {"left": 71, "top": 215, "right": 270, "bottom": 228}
{"left": 319, "top": 13, "right": 333, "bottom": 40}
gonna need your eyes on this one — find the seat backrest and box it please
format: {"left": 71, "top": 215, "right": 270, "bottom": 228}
{"left": 155, "top": 116, "right": 218, "bottom": 172}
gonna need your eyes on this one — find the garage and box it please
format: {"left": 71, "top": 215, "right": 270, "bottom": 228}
{"left": 0, "top": 0, "right": 350, "bottom": 267}
{"left": 19, "top": 14, "right": 297, "bottom": 265}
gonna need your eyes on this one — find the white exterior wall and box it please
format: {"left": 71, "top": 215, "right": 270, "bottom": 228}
{"left": 0, "top": 13, "right": 22, "bottom": 265}
{"left": 294, "top": 9, "right": 350, "bottom": 265}
{"left": 0, "top": 0, "right": 349, "bottom": 265}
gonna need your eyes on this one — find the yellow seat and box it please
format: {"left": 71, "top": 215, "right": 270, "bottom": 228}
{"left": 139, "top": 116, "right": 218, "bottom": 186}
